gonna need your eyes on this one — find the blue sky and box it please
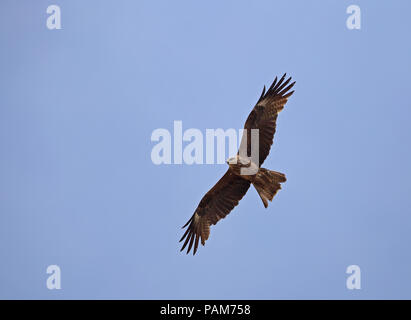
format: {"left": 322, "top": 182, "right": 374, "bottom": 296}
{"left": 1, "top": 0, "right": 411, "bottom": 299}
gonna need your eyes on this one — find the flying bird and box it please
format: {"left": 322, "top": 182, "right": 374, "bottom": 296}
{"left": 180, "top": 74, "right": 295, "bottom": 255}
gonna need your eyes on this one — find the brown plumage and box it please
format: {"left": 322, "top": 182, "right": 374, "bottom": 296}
{"left": 180, "top": 74, "right": 295, "bottom": 255}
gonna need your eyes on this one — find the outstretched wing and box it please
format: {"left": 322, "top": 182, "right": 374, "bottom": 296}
{"left": 180, "top": 170, "right": 251, "bottom": 255}
{"left": 239, "top": 74, "right": 295, "bottom": 166}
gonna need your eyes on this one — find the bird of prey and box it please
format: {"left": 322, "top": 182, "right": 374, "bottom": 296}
{"left": 180, "top": 74, "right": 295, "bottom": 255}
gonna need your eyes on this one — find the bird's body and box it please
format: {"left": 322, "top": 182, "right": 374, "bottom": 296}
{"left": 180, "top": 74, "right": 295, "bottom": 255}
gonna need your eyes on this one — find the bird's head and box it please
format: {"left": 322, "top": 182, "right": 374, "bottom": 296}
{"left": 226, "top": 156, "right": 238, "bottom": 165}
{"left": 226, "top": 155, "right": 251, "bottom": 167}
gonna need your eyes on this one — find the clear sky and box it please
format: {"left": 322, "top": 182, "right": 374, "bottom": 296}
{"left": 1, "top": 0, "right": 411, "bottom": 299}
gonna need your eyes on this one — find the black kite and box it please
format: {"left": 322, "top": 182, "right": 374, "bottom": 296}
{"left": 180, "top": 74, "right": 295, "bottom": 255}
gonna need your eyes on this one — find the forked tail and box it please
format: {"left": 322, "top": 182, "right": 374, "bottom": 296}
{"left": 252, "top": 168, "right": 286, "bottom": 208}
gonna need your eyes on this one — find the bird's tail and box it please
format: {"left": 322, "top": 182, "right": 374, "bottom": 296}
{"left": 252, "top": 168, "right": 286, "bottom": 208}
